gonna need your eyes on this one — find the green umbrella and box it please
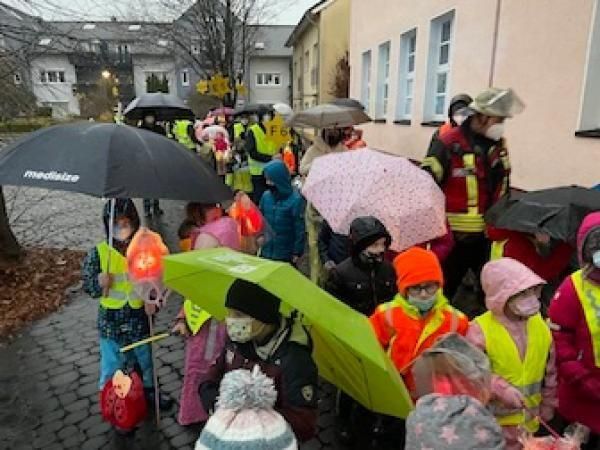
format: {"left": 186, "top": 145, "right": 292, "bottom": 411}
{"left": 163, "top": 248, "right": 413, "bottom": 418}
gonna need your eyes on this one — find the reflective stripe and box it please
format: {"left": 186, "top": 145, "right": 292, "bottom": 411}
{"left": 107, "top": 289, "right": 128, "bottom": 300}
{"left": 519, "top": 381, "right": 542, "bottom": 397}
{"left": 490, "top": 240, "right": 507, "bottom": 260}
{"left": 445, "top": 154, "right": 485, "bottom": 233}
{"left": 183, "top": 299, "right": 212, "bottom": 335}
{"left": 571, "top": 270, "right": 600, "bottom": 367}
{"left": 421, "top": 156, "right": 444, "bottom": 184}
{"left": 447, "top": 213, "right": 485, "bottom": 233}
{"left": 112, "top": 274, "right": 128, "bottom": 283}
{"left": 463, "top": 154, "right": 479, "bottom": 214}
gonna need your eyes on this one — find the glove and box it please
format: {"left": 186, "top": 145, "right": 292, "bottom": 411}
{"left": 540, "top": 405, "right": 554, "bottom": 422}
{"left": 501, "top": 385, "right": 525, "bottom": 409}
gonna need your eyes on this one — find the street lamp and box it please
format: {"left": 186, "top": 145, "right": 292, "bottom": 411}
{"left": 102, "top": 70, "right": 111, "bottom": 79}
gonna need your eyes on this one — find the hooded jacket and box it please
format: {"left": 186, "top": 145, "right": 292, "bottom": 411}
{"left": 325, "top": 217, "right": 396, "bottom": 315}
{"left": 199, "top": 317, "right": 318, "bottom": 442}
{"left": 317, "top": 220, "right": 350, "bottom": 266}
{"left": 467, "top": 258, "right": 557, "bottom": 447}
{"left": 298, "top": 136, "right": 346, "bottom": 176}
{"left": 405, "top": 394, "right": 505, "bottom": 450}
{"left": 548, "top": 212, "right": 600, "bottom": 433}
{"left": 259, "top": 160, "right": 306, "bottom": 262}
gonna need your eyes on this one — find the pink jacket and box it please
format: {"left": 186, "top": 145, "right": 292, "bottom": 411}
{"left": 548, "top": 212, "right": 600, "bottom": 434}
{"left": 467, "top": 258, "right": 557, "bottom": 421}
{"left": 191, "top": 217, "right": 240, "bottom": 251}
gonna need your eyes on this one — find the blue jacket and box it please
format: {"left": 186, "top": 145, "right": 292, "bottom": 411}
{"left": 259, "top": 160, "right": 306, "bottom": 262}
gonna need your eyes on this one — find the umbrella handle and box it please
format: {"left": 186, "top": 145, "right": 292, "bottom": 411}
{"left": 106, "top": 198, "right": 116, "bottom": 275}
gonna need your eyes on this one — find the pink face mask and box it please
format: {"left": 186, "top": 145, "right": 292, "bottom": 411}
{"left": 508, "top": 294, "right": 540, "bottom": 318}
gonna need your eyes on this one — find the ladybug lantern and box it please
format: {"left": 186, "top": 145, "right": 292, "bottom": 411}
{"left": 100, "top": 369, "right": 147, "bottom": 431}
{"left": 126, "top": 227, "right": 170, "bottom": 306}
{"left": 229, "top": 193, "right": 264, "bottom": 237}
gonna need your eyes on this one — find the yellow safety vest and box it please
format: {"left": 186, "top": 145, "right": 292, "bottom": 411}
{"left": 446, "top": 153, "right": 486, "bottom": 233}
{"left": 225, "top": 166, "right": 253, "bottom": 193}
{"left": 490, "top": 239, "right": 508, "bottom": 260}
{"left": 475, "top": 311, "right": 551, "bottom": 431}
{"left": 248, "top": 124, "right": 278, "bottom": 176}
{"left": 96, "top": 242, "right": 143, "bottom": 310}
{"left": 183, "top": 299, "right": 212, "bottom": 335}
{"left": 174, "top": 120, "right": 195, "bottom": 150}
{"left": 234, "top": 123, "right": 245, "bottom": 140}
{"left": 571, "top": 270, "right": 600, "bottom": 367}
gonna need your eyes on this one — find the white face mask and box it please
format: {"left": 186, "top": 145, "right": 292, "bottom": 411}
{"left": 114, "top": 225, "right": 133, "bottom": 242}
{"left": 225, "top": 317, "right": 255, "bottom": 343}
{"left": 453, "top": 114, "right": 466, "bottom": 126}
{"left": 262, "top": 114, "right": 272, "bottom": 123}
{"left": 508, "top": 295, "right": 540, "bottom": 318}
{"left": 593, "top": 250, "right": 600, "bottom": 268}
{"left": 240, "top": 118, "right": 248, "bottom": 125}
{"left": 407, "top": 295, "right": 437, "bottom": 313}
{"left": 484, "top": 122, "right": 505, "bottom": 141}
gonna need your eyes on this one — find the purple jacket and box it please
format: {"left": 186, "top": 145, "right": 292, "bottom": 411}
{"left": 548, "top": 212, "right": 600, "bottom": 434}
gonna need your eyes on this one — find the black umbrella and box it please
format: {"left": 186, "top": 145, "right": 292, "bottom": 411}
{"left": 485, "top": 186, "right": 600, "bottom": 242}
{"left": 330, "top": 98, "right": 365, "bottom": 110}
{"left": 123, "top": 93, "right": 195, "bottom": 121}
{"left": 233, "top": 103, "right": 272, "bottom": 117}
{"left": 0, "top": 122, "right": 232, "bottom": 203}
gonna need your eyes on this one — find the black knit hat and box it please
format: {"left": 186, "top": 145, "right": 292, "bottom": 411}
{"left": 225, "top": 279, "right": 281, "bottom": 325}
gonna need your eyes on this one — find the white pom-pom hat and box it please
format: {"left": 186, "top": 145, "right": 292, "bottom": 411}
{"left": 195, "top": 366, "right": 298, "bottom": 450}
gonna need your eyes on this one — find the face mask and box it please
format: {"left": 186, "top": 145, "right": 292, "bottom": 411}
{"left": 359, "top": 250, "right": 384, "bottom": 266}
{"left": 407, "top": 295, "right": 437, "bottom": 313}
{"left": 250, "top": 114, "right": 259, "bottom": 123}
{"left": 266, "top": 182, "right": 277, "bottom": 192}
{"left": 241, "top": 118, "right": 248, "bottom": 126}
{"left": 508, "top": 294, "right": 540, "bottom": 318}
{"left": 593, "top": 250, "right": 600, "bottom": 268}
{"left": 226, "top": 317, "right": 255, "bottom": 343}
{"left": 452, "top": 114, "right": 466, "bottom": 126}
{"left": 484, "top": 122, "right": 505, "bottom": 141}
{"left": 114, "top": 225, "right": 133, "bottom": 242}
{"left": 262, "top": 114, "right": 272, "bottom": 123}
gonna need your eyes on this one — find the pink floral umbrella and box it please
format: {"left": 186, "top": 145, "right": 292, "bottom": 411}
{"left": 302, "top": 148, "right": 446, "bottom": 252}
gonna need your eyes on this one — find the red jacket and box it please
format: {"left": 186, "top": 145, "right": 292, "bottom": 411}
{"left": 487, "top": 226, "right": 573, "bottom": 283}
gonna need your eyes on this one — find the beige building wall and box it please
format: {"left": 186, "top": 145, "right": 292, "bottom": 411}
{"left": 349, "top": 0, "right": 600, "bottom": 190}
{"left": 291, "top": 23, "right": 320, "bottom": 110}
{"left": 318, "top": 0, "right": 350, "bottom": 103}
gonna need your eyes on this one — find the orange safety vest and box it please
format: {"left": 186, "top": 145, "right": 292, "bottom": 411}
{"left": 283, "top": 147, "right": 296, "bottom": 174}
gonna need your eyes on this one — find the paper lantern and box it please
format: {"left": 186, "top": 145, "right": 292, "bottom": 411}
{"left": 229, "top": 194, "right": 264, "bottom": 237}
{"left": 127, "top": 227, "right": 169, "bottom": 283}
{"left": 100, "top": 370, "right": 147, "bottom": 430}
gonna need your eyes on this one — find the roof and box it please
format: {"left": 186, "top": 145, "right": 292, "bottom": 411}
{"left": 249, "top": 25, "right": 294, "bottom": 58}
{"left": 284, "top": 0, "right": 327, "bottom": 48}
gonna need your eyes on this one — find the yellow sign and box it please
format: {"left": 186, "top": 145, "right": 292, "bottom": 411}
{"left": 196, "top": 79, "right": 209, "bottom": 94}
{"left": 235, "top": 83, "right": 247, "bottom": 96}
{"left": 264, "top": 113, "right": 290, "bottom": 149}
{"left": 209, "top": 73, "right": 232, "bottom": 98}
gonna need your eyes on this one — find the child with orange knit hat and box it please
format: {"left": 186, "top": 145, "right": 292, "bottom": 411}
{"left": 369, "top": 247, "right": 469, "bottom": 394}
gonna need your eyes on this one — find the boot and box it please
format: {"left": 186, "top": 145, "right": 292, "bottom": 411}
{"left": 144, "top": 387, "right": 173, "bottom": 411}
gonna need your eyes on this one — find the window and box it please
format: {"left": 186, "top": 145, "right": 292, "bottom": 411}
{"left": 304, "top": 51, "right": 309, "bottom": 73}
{"left": 579, "top": 0, "right": 600, "bottom": 132}
{"left": 181, "top": 69, "right": 189, "bottom": 87}
{"left": 117, "top": 44, "right": 130, "bottom": 63}
{"left": 311, "top": 43, "right": 319, "bottom": 87}
{"left": 145, "top": 72, "right": 169, "bottom": 93}
{"left": 397, "top": 29, "right": 417, "bottom": 120}
{"left": 361, "top": 50, "right": 372, "bottom": 114}
{"left": 256, "top": 73, "right": 281, "bottom": 86}
{"left": 128, "top": 24, "right": 141, "bottom": 31}
{"left": 39, "top": 38, "right": 51, "bottom": 46}
{"left": 39, "top": 70, "right": 66, "bottom": 83}
{"left": 376, "top": 41, "right": 391, "bottom": 119}
{"left": 82, "top": 23, "right": 96, "bottom": 30}
{"left": 191, "top": 44, "right": 200, "bottom": 55}
{"left": 158, "top": 39, "right": 169, "bottom": 47}
{"left": 14, "top": 73, "right": 22, "bottom": 85}
{"left": 425, "top": 11, "right": 454, "bottom": 121}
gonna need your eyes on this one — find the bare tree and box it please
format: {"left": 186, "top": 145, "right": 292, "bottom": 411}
{"left": 330, "top": 52, "right": 350, "bottom": 99}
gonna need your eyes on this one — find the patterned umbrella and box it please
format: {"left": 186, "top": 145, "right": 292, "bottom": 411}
{"left": 302, "top": 148, "right": 446, "bottom": 252}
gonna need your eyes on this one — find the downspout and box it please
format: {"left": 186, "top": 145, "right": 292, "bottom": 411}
{"left": 488, "top": 0, "right": 502, "bottom": 87}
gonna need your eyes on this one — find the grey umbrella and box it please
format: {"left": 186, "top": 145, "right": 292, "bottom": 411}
{"left": 330, "top": 98, "right": 366, "bottom": 110}
{"left": 287, "top": 104, "right": 371, "bottom": 128}
{"left": 123, "top": 93, "right": 195, "bottom": 121}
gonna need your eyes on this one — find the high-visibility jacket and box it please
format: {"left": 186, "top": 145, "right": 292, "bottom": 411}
{"left": 183, "top": 299, "right": 212, "bottom": 335}
{"left": 97, "top": 242, "right": 143, "bottom": 310}
{"left": 422, "top": 126, "right": 510, "bottom": 233}
{"left": 475, "top": 311, "right": 551, "bottom": 431}
{"left": 490, "top": 239, "right": 507, "bottom": 260}
{"left": 571, "top": 270, "right": 600, "bottom": 367}
{"left": 248, "top": 124, "right": 278, "bottom": 176}
{"left": 173, "top": 120, "right": 195, "bottom": 150}
{"left": 370, "top": 293, "right": 468, "bottom": 390}
{"left": 233, "top": 123, "right": 246, "bottom": 140}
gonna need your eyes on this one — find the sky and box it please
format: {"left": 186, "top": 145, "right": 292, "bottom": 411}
{"left": 5, "top": 0, "right": 315, "bottom": 25}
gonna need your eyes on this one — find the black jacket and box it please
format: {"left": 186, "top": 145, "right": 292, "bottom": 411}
{"left": 318, "top": 221, "right": 350, "bottom": 265}
{"left": 326, "top": 257, "right": 396, "bottom": 316}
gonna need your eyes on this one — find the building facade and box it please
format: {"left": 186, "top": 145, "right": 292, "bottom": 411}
{"left": 349, "top": 0, "right": 600, "bottom": 190}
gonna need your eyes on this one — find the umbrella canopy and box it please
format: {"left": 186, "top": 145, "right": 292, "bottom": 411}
{"left": 209, "top": 107, "right": 235, "bottom": 117}
{"left": 123, "top": 93, "right": 195, "bottom": 121}
{"left": 233, "top": 103, "right": 272, "bottom": 117}
{"left": 329, "top": 98, "right": 365, "bottom": 110}
{"left": 302, "top": 148, "right": 446, "bottom": 252}
{"left": 0, "top": 122, "right": 232, "bottom": 202}
{"left": 163, "top": 248, "right": 413, "bottom": 418}
{"left": 287, "top": 104, "right": 371, "bottom": 128}
{"left": 485, "top": 186, "right": 600, "bottom": 242}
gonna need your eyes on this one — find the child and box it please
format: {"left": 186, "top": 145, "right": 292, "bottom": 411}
{"left": 213, "top": 131, "right": 231, "bottom": 177}
{"left": 172, "top": 203, "right": 240, "bottom": 426}
{"left": 81, "top": 199, "right": 171, "bottom": 431}
{"left": 467, "top": 257, "right": 557, "bottom": 450}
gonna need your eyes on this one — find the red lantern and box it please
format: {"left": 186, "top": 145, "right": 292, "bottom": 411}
{"left": 229, "top": 193, "right": 264, "bottom": 237}
{"left": 126, "top": 228, "right": 169, "bottom": 283}
{"left": 100, "top": 370, "right": 147, "bottom": 430}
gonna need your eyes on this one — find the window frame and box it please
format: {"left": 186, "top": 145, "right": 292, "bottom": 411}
{"left": 376, "top": 40, "right": 391, "bottom": 119}
{"left": 181, "top": 69, "right": 189, "bottom": 87}
{"left": 361, "top": 50, "right": 372, "bottom": 115}
{"left": 39, "top": 69, "right": 66, "bottom": 84}
{"left": 13, "top": 72, "right": 22, "bottom": 85}
{"left": 396, "top": 28, "right": 417, "bottom": 121}
{"left": 255, "top": 72, "right": 282, "bottom": 87}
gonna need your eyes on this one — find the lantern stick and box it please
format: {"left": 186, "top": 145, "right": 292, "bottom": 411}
{"left": 119, "top": 332, "right": 171, "bottom": 353}
{"left": 148, "top": 316, "right": 161, "bottom": 426}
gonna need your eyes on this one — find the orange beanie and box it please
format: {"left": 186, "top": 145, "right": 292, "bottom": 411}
{"left": 393, "top": 247, "right": 444, "bottom": 294}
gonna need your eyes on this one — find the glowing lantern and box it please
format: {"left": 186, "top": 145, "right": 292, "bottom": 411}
{"left": 229, "top": 193, "right": 264, "bottom": 237}
{"left": 101, "top": 369, "right": 147, "bottom": 430}
{"left": 127, "top": 227, "right": 169, "bottom": 283}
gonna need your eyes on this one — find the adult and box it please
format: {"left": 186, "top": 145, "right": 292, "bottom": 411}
{"left": 140, "top": 112, "right": 166, "bottom": 217}
{"left": 421, "top": 87, "right": 523, "bottom": 316}
{"left": 318, "top": 220, "right": 350, "bottom": 282}
{"left": 173, "top": 118, "right": 197, "bottom": 152}
{"left": 245, "top": 107, "right": 280, "bottom": 204}
{"left": 259, "top": 160, "right": 305, "bottom": 264}
{"left": 549, "top": 212, "right": 600, "bottom": 448}
{"left": 199, "top": 279, "right": 319, "bottom": 442}
{"left": 430, "top": 93, "right": 472, "bottom": 143}
{"left": 299, "top": 128, "right": 347, "bottom": 283}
